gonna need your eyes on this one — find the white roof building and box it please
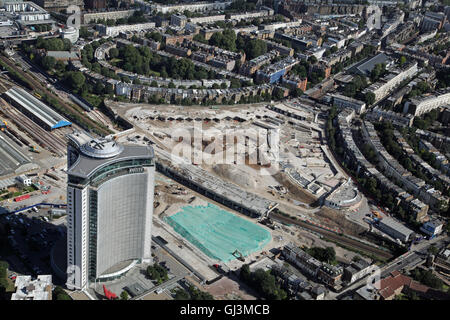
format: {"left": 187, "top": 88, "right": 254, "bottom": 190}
{"left": 11, "top": 275, "right": 53, "bottom": 300}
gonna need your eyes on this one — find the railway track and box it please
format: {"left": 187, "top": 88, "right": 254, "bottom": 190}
{"left": 0, "top": 98, "right": 66, "bottom": 156}
{"left": 270, "top": 212, "right": 394, "bottom": 261}
{"left": 0, "top": 54, "right": 110, "bottom": 136}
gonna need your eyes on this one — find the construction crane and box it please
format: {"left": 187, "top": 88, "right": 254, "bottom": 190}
{"left": 232, "top": 249, "right": 245, "bottom": 262}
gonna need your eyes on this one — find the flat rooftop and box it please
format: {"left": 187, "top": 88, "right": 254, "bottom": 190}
{"left": 352, "top": 52, "right": 390, "bottom": 76}
{"left": 4, "top": 87, "right": 71, "bottom": 130}
{"left": 68, "top": 133, "right": 155, "bottom": 179}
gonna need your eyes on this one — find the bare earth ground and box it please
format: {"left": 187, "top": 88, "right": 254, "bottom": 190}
{"left": 204, "top": 276, "right": 258, "bottom": 300}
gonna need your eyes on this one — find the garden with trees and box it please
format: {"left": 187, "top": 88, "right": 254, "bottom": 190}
{"left": 239, "top": 264, "right": 287, "bottom": 300}
{"left": 111, "top": 44, "right": 218, "bottom": 81}
{"left": 146, "top": 263, "right": 169, "bottom": 284}
{"left": 304, "top": 247, "right": 337, "bottom": 265}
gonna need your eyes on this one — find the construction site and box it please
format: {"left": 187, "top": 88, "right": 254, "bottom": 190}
{"left": 119, "top": 100, "right": 352, "bottom": 211}
{"left": 102, "top": 99, "right": 395, "bottom": 284}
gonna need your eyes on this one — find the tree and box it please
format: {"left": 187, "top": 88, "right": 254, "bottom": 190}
{"left": 53, "top": 286, "right": 72, "bottom": 300}
{"left": 94, "top": 81, "right": 105, "bottom": 95}
{"left": 370, "top": 63, "right": 386, "bottom": 82}
{"left": 41, "top": 56, "right": 56, "bottom": 70}
{"left": 428, "top": 245, "right": 438, "bottom": 255}
{"left": 174, "top": 288, "right": 190, "bottom": 300}
{"left": 79, "top": 26, "right": 92, "bottom": 39}
{"left": 399, "top": 56, "right": 407, "bottom": 66}
{"left": 239, "top": 265, "right": 287, "bottom": 300}
{"left": 109, "top": 48, "right": 119, "bottom": 59}
{"left": 238, "top": 38, "right": 267, "bottom": 60}
{"left": 365, "top": 92, "right": 376, "bottom": 105}
{"left": 308, "top": 56, "right": 318, "bottom": 64}
{"left": 188, "top": 285, "right": 214, "bottom": 300}
{"left": 65, "top": 72, "right": 86, "bottom": 91}
{"left": 146, "top": 263, "right": 169, "bottom": 284}
{"left": 120, "top": 291, "right": 129, "bottom": 300}
{"left": 292, "top": 88, "right": 303, "bottom": 97}
{"left": 272, "top": 87, "right": 285, "bottom": 100}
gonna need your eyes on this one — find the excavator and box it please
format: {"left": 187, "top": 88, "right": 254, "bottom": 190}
{"left": 29, "top": 145, "right": 40, "bottom": 153}
{"left": 232, "top": 249, "right": 245, "bottom": 262}
{"left": 0, "top": 120, "right": 7, "bottom": 131}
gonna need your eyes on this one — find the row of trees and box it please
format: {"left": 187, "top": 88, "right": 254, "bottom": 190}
{"left": 31, "top": 24, "right": 52, "bottom": 32}
{"left": 35, "top": 37, "right": 72, "bottom": 52}
{"left": 94, "top": 10, "right": 147, "bottom": 26}
{"left": 193, "top": 30, "right": 268, "bottom": 61}
{"left": 113, "top": 44, "right": 217, "bottom": 81}
{"left": 411, "top": 268, "right": 444, "bottom": 290}
{"left": 174, "top": 285, "right": 214, "bottom": 300}
{"left": 304, "top": 247, "right": 337, "bottom": 265}
{"left": 412, "top": 109, "right": 440, "bottom": 130}
{"left": 376, "top": 123, "right": 449, "bottom": 212}
{"left": 405, "top": 81, "right": 431, "bottom": 101}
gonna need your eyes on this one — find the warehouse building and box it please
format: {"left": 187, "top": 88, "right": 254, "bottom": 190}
{"left": 3, "top": 87, "right": 72, "bottom": 131}
{"left": 377, "top": 218, "right": 414, "bottom": 243}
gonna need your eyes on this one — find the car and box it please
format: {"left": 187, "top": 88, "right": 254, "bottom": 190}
{"left": 9, "top": 274, "right": 17, "bottom": 280}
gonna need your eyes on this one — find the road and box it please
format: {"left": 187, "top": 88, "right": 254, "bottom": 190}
{"left": 132, "top": 273, "right": 189, "bottom": 300}
{"left": 330, "top": 234, "right": 449, "bottom": 300}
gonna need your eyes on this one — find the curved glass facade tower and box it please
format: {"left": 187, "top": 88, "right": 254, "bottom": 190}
{"left": 65, "top": 132, "right": 155, "bottom": 290}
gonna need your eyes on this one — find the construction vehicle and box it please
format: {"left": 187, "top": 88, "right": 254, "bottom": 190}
{"left": 371, "top": 210, "right": 382, "bottom": 219}
{"left": 0, "top": 120, "right": 7, "bottom": 131}
{"left": 29, "top": 145, "right": 40, "bottom": 153}
{"left": 232, "top": 249, "right": 245, "bottom": 262}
